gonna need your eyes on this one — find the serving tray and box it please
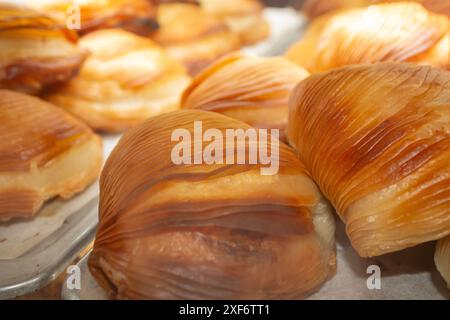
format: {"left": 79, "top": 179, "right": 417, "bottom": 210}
{"left": 0, "top": 7, "right": 305, "bottom": 300}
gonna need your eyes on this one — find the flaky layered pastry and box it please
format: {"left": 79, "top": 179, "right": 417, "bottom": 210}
{"left": 287, "top": 2, "right": 450, "bottom": 73}
{"left": 198, "top": 0, "right": 269, "bottom": 45}
{"left": 25, "top": 0, "right": 158, "bottom": 36}
{"left": 288, "top": 63, "right": 450, "bottom": 257}
{"left": 181, "top": 53, "right": 309, "bottom": 141}
{"left": 435, "top": 236, "right": 450, "bottom": 288}
{"left": 0, "top": 4, "right": 87, "bottom": 95}
{"left": 0, "top": 90, "right": 102, "bottom": 221}
{"left": 152, "top": 3, "right": 241, "bottom": 75}
{"left": 302, "top": 0, "right": 450, "bottom": 19}
{"left": 45, "top": 29, "right": 191, "bottom": 132}
{"left": 89, "top": 110, "right": 336, "bottom": 299}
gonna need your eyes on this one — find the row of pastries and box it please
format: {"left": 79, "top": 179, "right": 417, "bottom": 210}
{"left": 0, "top": 0, "right": 448, "bottom": 298}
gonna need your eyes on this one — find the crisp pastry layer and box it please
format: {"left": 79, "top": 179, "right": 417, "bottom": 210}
{"left": 287, "top": 2, "right": 450, "bottom": 73}
{"left": 25, "top": 0, "right": 158, "bottom": 36}
{"left": 199, "top": 0, "right": 269, "bottom": 45}
{"left": 182, "top": 53, "right": 309, "bottom": 141}
{"left": 0, "top": 90, "right": 102, "bottom": 221}
{"left": 0, "top": 4, "right": 87, "bottom": 95}
{"left": 89, "top": 110, "right": 336, "bottom": 299}
{"left": 152, "top": 3, "right": 241, "bottom": 76}
{"left": 288, "top": 63, "right": 450, "bottom": 257}
{"left": 435, "top": 236, "right": 450, "bottom": 288}
{"left": 45, "top": 29, "right": 191, "bottom": 132}
{"left": 302, "top": 0, "right": 450, "bottom": 19}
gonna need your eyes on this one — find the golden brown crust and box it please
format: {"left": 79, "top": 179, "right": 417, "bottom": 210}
{"left": 25, "top": 0, "right": 158, "bottom": 36}
{"left": 288, "top": 63, "right": 450, "bottom": 257}
{"left": 0, "top": 4, "right": 87, "bottom": 95}
{"left": 288, "top": 2, "right": 450, "bottom": 73}
{"left": 89, "top": 110, "right": 335, "bottom": 299}
{"left": 302, "top": 0, "right": 450, "bottom": 19}
{"left": 45, "top": 29, "right": 191, "bottom": 132}
{"left": 435, "top": 236, "right": 450, "bottom": 288}
{"left": 0, "top": 90, "right": 102, "bottom": 221}
{"left": 182, "top": 53, "right": 310, "bottom": 141}
{"left": 152, "top": 3, "right": 241, "bottom": 76}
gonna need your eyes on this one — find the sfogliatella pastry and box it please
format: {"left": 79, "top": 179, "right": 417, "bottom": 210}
{"left": 152, "top": 3, "right": 241, "bottom": 75}
{"left": 435, "top": 236, "right": 450, "bottom": 288}
{"left": 0, "top": 90, "right": 102, "bottom": 221}
{"left": 181, "top": 53, "right": 309, "bottom": 141}
{"left": 287, "top": 2, "right": 450, "bottom": 73}
{"left": 0, "top": 4, "right": 87, "bottom": 95}
{"left": 45, "top": 29, "right": 191, "bottom": 132}
{"left": 89, "top": 110, "right": 336, "bottom": 299}
{"left": 24, "top": 0, "right": 158, "bottom": 36}
{"left": 288, "top": 63, "right": 450, "bottom": 257}
{"left": 199, "top": 0, "right": 270, "bottom": 45}
{"left": 301, "top": 0, "right": 450, "bottom": 19}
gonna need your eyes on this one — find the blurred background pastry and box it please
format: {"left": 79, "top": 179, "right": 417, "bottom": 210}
{"left": 89, "top": 110, "right": 336, "bottom": 299}
{"left": 182, "top": 53, "right": 309, "bottom": 141}
{"left": 0, "top": 3, "right": 87, "bottom": 95}
{"left": 24, "top": 0, "right": 158, "bottom": 36}
{"left": 45, "top": 29, "right": 191, "bottom": 132}
{"left": 288, "top": 63, "right": 450, "bottom": 257}
{"left": 152, "top": 3, "right": 241, "bottom": 75}
{"left": 0, "top": 90, "right": 102, "bottom": 222}
{"left": 198, "top": 0, "right": 270, "bottom": 45}
{"left": 301, "top": 0, "right": 450, "bottom": 19}
{"left": 286, "top": 2, "right": 450, "bottom": 72}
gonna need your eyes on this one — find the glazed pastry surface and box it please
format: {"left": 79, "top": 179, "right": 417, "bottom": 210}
{"left": 182, "top": 53, "right": 309, "bottom": 140}
{"left": 89, "top": 110, "right": 336, "bottom": 299}
{"left": 0, "top": 90, "right": 102, "bottom": 221}
{"left": 287, "top": 2, "right": 450, "bottom": 72}
{"left": 45, "top": 29, "right": 191, "bottom": 132}
{"left": 152, "top": 3, "right": 241, "bottom": 75}
{"left": 288, "top": 63, "right": 450, "bottom": 257}
{"left": 0, "top": 4, "right": 87, "bottom": 95}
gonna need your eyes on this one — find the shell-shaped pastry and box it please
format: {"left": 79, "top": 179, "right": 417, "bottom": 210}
{"left": 152, "top": 3, "right": 241, "bottom": 76}
{"left": 435, "top": 236, "right": 450, "bottom": 288}
{"left": 302, "top": 0, "right": 450, "bottom": 19}
{"left": 287, "top": 2, "right": 450, "bottom": 73}
{"left": 24, "top": 0, "right": 158, "bottom": 36}
{"left": 45, "top": 29, "right": 191, "bottom": 132}
{"left": 198, "top": 0, "right": 270, "bottom": 45}
{"left": 0, "top": 4, "right": 87, "bottom": 95}
{"left": 181, "top": 53, "right": 310, "bottom": 141}
{"left": 288, "top": 63, "right": 450, "bottom": 257}
{"left": 89, "top": 110, "right": 336, "bottom": 299}
{"left": 0, "top": 90, "right": 102, "bottom": 221}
